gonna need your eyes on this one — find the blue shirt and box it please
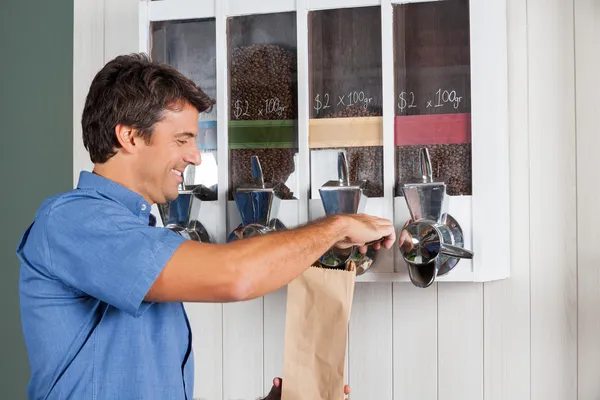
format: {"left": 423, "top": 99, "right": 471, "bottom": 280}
{"left": 17, "top": 171, "right": 193, "bottom": 400}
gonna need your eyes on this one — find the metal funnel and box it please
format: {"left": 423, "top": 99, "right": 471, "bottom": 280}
{"left": 400, "top": 148, "right": 447, "bottom": 222}
{"left": 233, "top": 155, "right": 283, "bottom": 226}
{"left": 318, "top": 151, "right": 367, "bottom": 215}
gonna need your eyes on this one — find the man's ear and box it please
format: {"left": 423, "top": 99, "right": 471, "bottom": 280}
{"left": 115, "top": 124, "right": 141, "bottom": 154}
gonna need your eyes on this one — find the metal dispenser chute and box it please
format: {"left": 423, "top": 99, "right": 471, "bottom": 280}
{"left": 227, "top": 155, "right": 286, "bottom": 242}
{"left": 158, "top": 171, "right": 212, "bottom": 242}
{"left": 317, "top": 151, "right": 377, "bottom": 275}
{"left": 399, "top": 147, "right": 474, "bottom": 288}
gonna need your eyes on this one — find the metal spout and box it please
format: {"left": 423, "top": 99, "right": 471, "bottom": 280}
{"left": 158, "top": 172, "right": 212, "bottom": 242}
{"left": 338, "top": 151, "right": 350, "bottom": 186}
{"left": 401, "top": 147, "right": 446, "bottom": 222}
{"left": 233, "top": 155, "right": 282, "bottom": 226}
{"left": 251, "top": 155, "right": 265, "bottom": 188}
{"left": 319, "top": 151, "right": 367, "bottom": 215}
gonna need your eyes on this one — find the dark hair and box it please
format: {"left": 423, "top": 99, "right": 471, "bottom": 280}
{"left": 81, "top": 53, "right": 215, "bottom": 163}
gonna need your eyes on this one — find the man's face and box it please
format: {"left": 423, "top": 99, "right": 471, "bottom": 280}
{"left": 136, "top": 102, "right": 201, "bottom": 204}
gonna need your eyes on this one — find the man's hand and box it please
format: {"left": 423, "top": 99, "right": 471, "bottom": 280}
{"left": 263, "top": 377, "right": 351, "bottom": 399}
{"left": 335, "top": 214, "right": 396, "bottom": 254}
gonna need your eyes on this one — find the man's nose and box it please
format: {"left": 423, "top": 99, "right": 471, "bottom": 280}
{"left": 184, "top": 147, "right": 202, "bottom": 166}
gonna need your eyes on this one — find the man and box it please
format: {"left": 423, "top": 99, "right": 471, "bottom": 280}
{"left": 17, "top": 53, "right": 395, "bottom": 399}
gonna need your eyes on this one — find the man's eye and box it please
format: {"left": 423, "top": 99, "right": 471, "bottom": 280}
{"left": 177, "top": 140, "right": 187, "bottom": 145}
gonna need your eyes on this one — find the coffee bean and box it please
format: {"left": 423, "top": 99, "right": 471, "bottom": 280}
{"left": 230, "top": 44, "right": 297, "bottom": 121}
{"left": 230, "top": 148, "right": 298, "bottom": 200}
{"left": 229, "top": 44, "right": 298, "bottom": 199}
{"left": 396, "top": 143, "right": 472, "bottom": 196}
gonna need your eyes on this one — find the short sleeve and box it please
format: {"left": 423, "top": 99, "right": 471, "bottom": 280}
{"left": 44, "top": 197, "right": 187, "bottom": 317}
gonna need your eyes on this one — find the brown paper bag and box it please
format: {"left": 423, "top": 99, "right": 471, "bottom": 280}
{"left": 281, "top": 262, "right": 356, "bottom": 400}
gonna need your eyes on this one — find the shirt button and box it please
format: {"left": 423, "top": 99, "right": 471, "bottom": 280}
{"left": 141, "top": 204, "right": 147, "bottom": 211}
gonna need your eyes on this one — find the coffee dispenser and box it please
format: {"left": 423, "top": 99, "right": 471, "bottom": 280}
{"left": 227, "top": 155, "right": 286, "bottom": 242}
{"left": 158, "top": 175, "right": 212, "bottom": 243}
{"left": 316, "top": 151, "right": 377, "bottom": 275}
{"left": 398, "top": 148, "right": 474, "bottom": 288}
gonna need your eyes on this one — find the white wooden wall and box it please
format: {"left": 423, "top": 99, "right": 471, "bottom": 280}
{"left": 73, "top": 0, "right": 600, "bottom": 399}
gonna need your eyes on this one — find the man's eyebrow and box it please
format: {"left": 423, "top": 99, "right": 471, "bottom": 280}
{"left": 174, "top": 132, "right": 196, "bottom": 138}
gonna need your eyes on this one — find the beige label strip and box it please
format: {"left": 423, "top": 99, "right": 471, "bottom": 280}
{"left": 308, "top": 116, "right": 383, "bottom": 148}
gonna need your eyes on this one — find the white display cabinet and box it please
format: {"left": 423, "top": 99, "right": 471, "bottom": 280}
{"left": 140, "top": 0, "right": 509, "bottom": 283}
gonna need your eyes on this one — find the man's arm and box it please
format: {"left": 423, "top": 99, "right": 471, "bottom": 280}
{"left": 145, "top": 214, "right": 394, "bottom": 303}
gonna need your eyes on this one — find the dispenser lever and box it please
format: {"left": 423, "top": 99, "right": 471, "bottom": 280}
{"left": 337, "top": 151, "right": 350, "bottom": 186}
{"left": 440, "top": 243, "right": 474, "bottom": 259}
{"left": 251, "top": 155, "right": 265, "bottom": 188}
{"left": 179, "top": 166, "right": 187, "bottom": 191}
{"left": 419, "top": 147, "right": 433, "bottom": 183}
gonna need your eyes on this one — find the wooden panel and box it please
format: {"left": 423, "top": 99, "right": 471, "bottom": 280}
{"left": 227, "top": 0, "right": 296, "bottom": 16}
{"left": 393, "top": 283, "right": 437, "bottom": 400}
{"left": 469, "top": 0, "right": 510, "bottom": 282}
{"left": 380, "top": 0, "right": 395, "bottom": 227}
{"left": 438, "top": 283, "right": 483, "bottom": 400}
{"left": 348, "top": 283, "right": 393, "bottom": 400}
{"left": 296, "top": 0, "right": 311, "bottom": 224}
{"left": 394, "top": 114, "right": 471, "bottom": 146}
{"left": 575, "top": 0, "right": 600, "bottom": 398}
{"left": 307, "top": 0, "right": 380, "bottom": 10}
{"left": 263, "top": 288, "right": 287, "bottom": 394}
{"left": 104, "top": 0, "right": 139, "bottom": 60}
{"left": 528, "top": 0, "right": 578, "bottom": 399}
{"left": 308, "top": 117, "right": 383, "bottom": 147}
{"left": 148, "top": 0, "right": 215, "bottom": 21}
{"left": 223, "top": 299, "right": 264, "bottom": 399}
{"left": 184, "top": 303, "right": 223, "bottom": 400}
{"left": 483, "top": 0, "right": 531, "bottom": 397}
{"left": 73, "top": 0, "right": 104, "bottom": 184}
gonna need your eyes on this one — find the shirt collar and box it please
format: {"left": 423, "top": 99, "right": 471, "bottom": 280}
{"left": 76, "top": 171, "right": 152, "bottom": 219}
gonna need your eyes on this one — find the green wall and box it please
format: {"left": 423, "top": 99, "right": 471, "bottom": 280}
{"left": 0, "top": 1, "right": 73, "bottom": 397}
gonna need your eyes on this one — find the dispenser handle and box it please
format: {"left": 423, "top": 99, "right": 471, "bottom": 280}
{"left": 419, "top": 148, "right": 433, "bottom": 183}
{"left": 440, "top": 243, "right": 474, "bottom": 259}
{"left": 178, "top": 165, "right": 187, "bottom": 191}
{"left": 337, "top": 151, "right": 350, "bottom": 186}
{"left": 251, "top": 155, "right": 265, "bottom": 188}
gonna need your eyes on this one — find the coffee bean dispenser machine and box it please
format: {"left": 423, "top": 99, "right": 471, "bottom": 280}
{"left": 150, "top": 17, "right": 221, "bottom": 244}
{"left": 226, "top": 12, "right": 301, "bottom": 240}
{"left": 392, "top": 0, "right": 484, "bottom": 285}
{"left": 138, "top": 0, "right": 511, "bottom": 285}
{"left": 227, "top": 155, "right": 286, "bottom": 241}
{"left": 307, "top": 6, "right": 392, "bottom": 274}
{"left": 158, "top": 176, "right": 213, "bottom": 243}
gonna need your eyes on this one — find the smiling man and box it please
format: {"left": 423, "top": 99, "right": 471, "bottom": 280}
{"left": 16, "top": 53, "right": 394, "bottom": 400}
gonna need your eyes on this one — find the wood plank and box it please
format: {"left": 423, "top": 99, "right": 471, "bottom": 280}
{"left": 227, "top": 0, "right": 295, "bottom": 16}
{"left": 348, "top": 283, "right": 393, "bottom": 400}
{"left": 184, "top": 303, "right": 223, "bottom": 400}
{"left": 148, "top": 0, "right": 216, "bottom": 21}
{"left": 483, "top": 0, "right": 531, "bottom": 397}
{"left": 308, "top": 117, "right": 383, "bottom": 148}
{"left": 296, "top": 0, "right": 311, "bottom": 223}
{"left": 223, "top": 299, "right": 264, "bottom": 399}
{"left": 104, "top": 0, "right": 139, "bottom": 60}
{"left": 575, "top": 0, "right": 600, "bottom": 398}
{"left": 73, "top": 0, "right": 104, "bottom": 184}
{"left": 263, "top": 288, "right": 287, "bottom": 395}
{"left": 528, "top": 0, "right": 578, "bottom": 399}
{"left": 393, "top": 283, "right": 437, "bottom": 400}
{"left": 470, "top": 0, "right": 511, "bottom": 282}
{"left": 438, "top": 283, "right": 483, "bottom": 400}
{"left": 307, "top": 0, "right": 380, "bottom": 11}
